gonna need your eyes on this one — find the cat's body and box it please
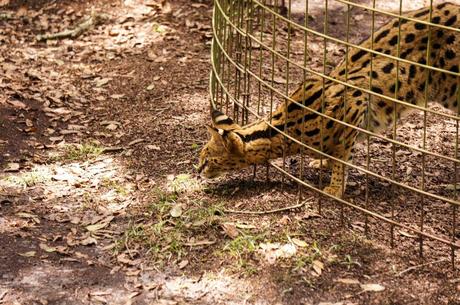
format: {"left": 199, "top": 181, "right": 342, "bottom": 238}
{"left": 198, "top": 2, "right": 460, "bottom": 197}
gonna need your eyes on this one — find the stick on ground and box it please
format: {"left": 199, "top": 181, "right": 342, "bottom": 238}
{"left": 224, "top": 197, "right": 313, "bottom": 215}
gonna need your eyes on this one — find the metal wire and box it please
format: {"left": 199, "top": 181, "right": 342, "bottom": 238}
{"left": 210, "top": 0, "right": 460, "bottom": 262}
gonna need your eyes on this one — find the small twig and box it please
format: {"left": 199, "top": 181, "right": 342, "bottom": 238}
{"left": 397, "top": 258, "right": 449, "bottom": 277}
{"left": 36, "top": 12, "right": 108, "bottom": 41}
{"left": 224, "top": 197, "right": 312, "bottom": 215}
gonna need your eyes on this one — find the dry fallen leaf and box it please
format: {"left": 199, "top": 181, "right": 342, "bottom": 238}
{"left": 7, "top": 99, "right": 26, "bottom": 109}
{"left": 335, "top": 278, "right": 360, "bottom": 285}
{"left": 86, "top": 216, "right": 114, "bottom": 232}
{"left": 106, "top": 123, "right": 118, "bottom": 131}
{"left": 222, "top": 222, "right": 239, "bottom": 239}
{"left": 178, "top": 259, "right": 189, "bottom": 269}
{"left": 170, "top": 205, "right": 182, "bottom": 217}
{"left": 312, "top": 260, "right": 324, "bottom": 275}
{"left": 360, "top": 283, "right": 385, "bottom": 292}
{"left": 80, "top": 236, "right": 98, "bottom": 246}
{"left": 18, "top": 251, "right": 36, "bottom": 257}
{"left": 4, "top": 162, "right": 20, "bottom": 172}
{"left": 146, "top": 144, "right": 161, "bottom": 151}
{"left": 95, "top": 78, "right": 111, "bottom": 87}
{"left": 16, "top": 212, "right": 40, "bottom": 223}
{"left": 291, "top": 238, "right": 308, "bottom": 248}
{"left": 39, "top": 243, "right": 57, "bottom": 253}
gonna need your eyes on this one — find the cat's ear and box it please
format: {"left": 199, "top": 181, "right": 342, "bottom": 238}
{"left": 211, "top": 109, "right": 241, "bottom": 131}
{"left": 206, "top": 125, "right": 244, "bottom": 156}
{"left": 206, "top": 125, "right": 223, "bottom": 140}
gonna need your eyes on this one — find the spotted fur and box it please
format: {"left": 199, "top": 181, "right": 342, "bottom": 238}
{"left": 198, "top": 3, "right": 460, "bottom": 197}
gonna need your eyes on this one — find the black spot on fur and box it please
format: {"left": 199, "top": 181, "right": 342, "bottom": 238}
{"left": 409, "top": 65, "right": 416, "bottom": 79}
{"left": 446, "top": 35, "right": 455, "bottom": 44}
{"left": 295, "top": 129, "right": 301, "bottom": 136}
{"left": 437, "top": 3, "right": 448, "bottom": 9}
{"left": 377, "top": 100, "right": 386, "bottom": 108}
{"left": 436, "top": 30, "right": 444, "bottom": 38}
{"left": 348, "top": 75, "right": 366, "bottom": 81}
{"left": 326, "top": 120, "right": 334, "bottom": 129}
{"left": 418, "top": 82, "right": 426, "bottom": 92}
{"left": 445, "top": 15, "right": 457, "bottom": 27}
{"left": 432, "top": 16, "right": 441, "bottom": 24}
{"left": 371, "top": 86, "right": 383, "bottom": 94}
{"left": 287, "top": 89, "right": 323, "bottom": 112}
{"left": 339, "top": 69, "right": 346, "bottom": 76}
{"left": 272, "top": 113, "right": 282, "bottom": 120}
{"left": 350, "top": 109, "right": 359, "bottom": 122}
{"left": 369, "top": 71, "right": 378, "bottom": 79}
{"left": 450, "top": 66, "right": 459, "bottom": 73}
{"left": 297, "top": 112, "right": 318, "bottom": 124}
{"left": 352, "top": 90, "right": 362, "bottom": 97}
{"left": 446, "top": 49, "right": 456, "bottom": 60}
{"left": 406, "top": 90, "right": 414, "bottom": 101}
{"left": 305, "top": 128, "right": 320, "bottom": 137}
{"left": 404, "top": 33, "right": 415, "bottom": 43}
{"left": 421, "top": 37, "right": 428, "bottom": 44}
{"left": 450, "top": 84, "right": 457, "bottom": 97}
{"left": 385, "top": 106, "right": 394, "bottom": 115}
{"left": 382, "top": 62, "right": 394, "bottom": 74}
{"left": 389, "top": 35, "right": 399, "bottom": 46}
{"left": 362, "top": 59, "right": 371, "bottom": 68}
{"left": 432, "top": 43, "right": 441, "bottom": 49}
{"left": 375, "top": 29, "right": 390, "bottom": 43}
{"left": 414, "top": 23, "right": 427, "bottom": 30}
{"left": 440, "top": 57, "right": 446, "bottom": 68}
{"left": 400, "top": 48, "right": 413, "bottom": 59}
{"left": 389, "top": 80, "right": 402, "bottom": 93}
{"left": 351, "top": 50, "right": 367, "bottom": 62}
{"left": 414, "top": 9, "right": 429, "bottom": 18}
{"left": 332, "top": 89, "right": 345, "bottom": 97}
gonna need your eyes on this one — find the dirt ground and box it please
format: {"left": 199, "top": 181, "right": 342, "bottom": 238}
{"left": 1, "top": 0, "right": 460, "bottom": 304}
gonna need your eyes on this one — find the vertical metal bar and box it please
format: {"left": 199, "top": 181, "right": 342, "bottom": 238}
{"left": 281, "top": 0, "right": 292, "bottom": 184}
{"left": 298, "top": 0, "right": 310, "bottom": 203}
{"left": 216, "top": 0, "right": 225, "bottom": 110}
{"left": 365, "top": 0, "right": 377, "bottom": 236}
{"left": 419, "top": 0, "right": 434, "bottom": 259}
{"left": 319, "top": 0, "right": 329, "bottom": 216}
{"left": 224, "top": 0, "right": 234, "bottom": 115}
{"left": 242, "top": 1, "right": 254, "bottom": 126}
{"left": 390, "top": 0, "right": 404, "bottom": 249}
{"left": 257, "top": 0, "right": 266, "bottom": 117}
{"left": 341, "top": 1, "right": 351, "bottom": 227}
{"left": 233, "top": 0, "right": 244, "bottom": 124}
{"left": 266, "top": 0, "right": 277, "bottom": 183}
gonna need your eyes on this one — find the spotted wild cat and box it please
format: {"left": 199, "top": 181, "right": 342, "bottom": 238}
{"left": 198, "top": 2, "right": 460, "bottom": 198}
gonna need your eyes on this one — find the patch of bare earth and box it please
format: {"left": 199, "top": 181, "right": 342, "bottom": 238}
{"left": 1, "top": 0, "right": 460, "bottom": 304}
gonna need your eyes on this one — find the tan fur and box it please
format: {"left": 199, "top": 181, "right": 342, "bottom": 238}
{"left": 199, "top": 3, "right": 460, "bottom": 197}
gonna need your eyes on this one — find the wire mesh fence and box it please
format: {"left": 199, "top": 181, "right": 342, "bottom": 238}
{"left": 209, "top": 0, "right": 460, "bottom": 266}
